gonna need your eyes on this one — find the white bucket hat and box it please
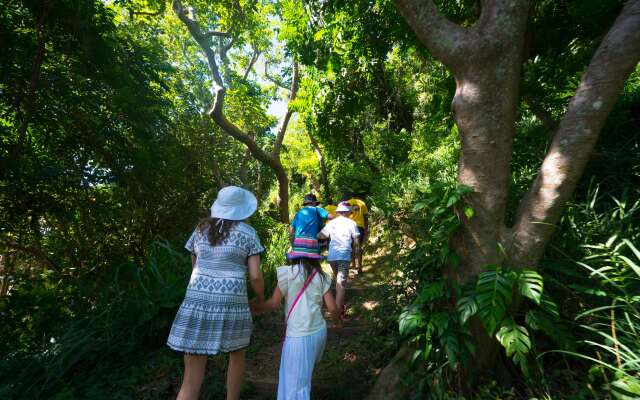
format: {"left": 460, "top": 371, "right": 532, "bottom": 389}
{"left": 210, "top": 186, "right": 258, "bottom": 221}
{"left": 336, "top": 201, "right": 351, "bottom": 213}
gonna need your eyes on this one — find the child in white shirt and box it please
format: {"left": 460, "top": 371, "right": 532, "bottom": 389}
{"left": 317, "top": 202, "right": 360, "bottom": 317}
{"left": 253, "top": 255, "right": 341, "bottom": 400}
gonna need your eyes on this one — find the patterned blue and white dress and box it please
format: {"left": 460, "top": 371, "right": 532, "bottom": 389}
{"left": 167, "top": 222, "right": 264, "bottom": 355}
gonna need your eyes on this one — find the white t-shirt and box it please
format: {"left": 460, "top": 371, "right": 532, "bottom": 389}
{"left": 319, "top": 215, "right": 359, "bottom": 261}
{"left": 277, "top": 264, "right": 331, "bottom": 337}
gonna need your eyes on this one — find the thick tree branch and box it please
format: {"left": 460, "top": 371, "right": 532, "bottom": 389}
{"left": 172, "top": 0, "right": 224, "bottom": 87}
{"left": 393, "top": 0, "right": 472, "bottom": 69}
{"left": 205, "top": 30, "right": 230, "bottom": 38}
{"left": 273, "top": 61, "right": 299, "bottom": 155}
{"left": 219, "top": 37, "right": 235, "bottom": 63}
{"left": 173, "top": 0, "right": 260, "bottom": 158}
{"left": 509, "top": 0, "right": 640, "bottom": 267}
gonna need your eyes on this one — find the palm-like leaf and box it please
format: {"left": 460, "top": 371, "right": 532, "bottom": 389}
{"left": 496, "top": 318, "right": 532, "bottom": 374}
{"left": 518, "top": 270, "right": 543, "bottom": 304}
{"left": 476, "top": 267, "right": 514, "bottom": 334}
{"left": 456, "top": 296, "right": 478, "bottom": 325}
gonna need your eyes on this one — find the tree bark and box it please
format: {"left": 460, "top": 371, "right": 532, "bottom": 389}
{"left": 307, "top": 131, "right": 331, "bottom": 200}
{"left": 395, "top": 0, "right": 530, "bottom": 281}
{"left": 366, "top": 345, "right": 414, "bottom": 400}
{"left": 508, "top": 0, "right": 640, "bottom": 268}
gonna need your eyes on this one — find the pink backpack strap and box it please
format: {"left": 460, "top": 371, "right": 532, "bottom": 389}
{"left": 286, "top": 269, "right": 319, "bottom": 322}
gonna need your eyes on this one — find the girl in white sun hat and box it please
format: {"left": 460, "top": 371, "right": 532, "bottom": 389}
{"left": 167, "top": 186, "right": 265, "bottom": 400}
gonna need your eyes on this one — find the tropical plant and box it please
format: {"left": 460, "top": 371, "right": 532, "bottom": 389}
{"left": 548, "top": 236, "right": 640, "bottom": 399}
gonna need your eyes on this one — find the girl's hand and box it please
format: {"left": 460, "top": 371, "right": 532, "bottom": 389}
{"left": 252, "top": 286, "right": 283, "bottom": 316}
{"left": 249, "top": 298, "right": 264, "bottom": 315}
{"left": 334, "top": 318, "right": 344, "bottom": 331}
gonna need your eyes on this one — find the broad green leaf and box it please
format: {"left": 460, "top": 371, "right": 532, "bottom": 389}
{"left": 476, "top": 267, "right": 514, "bottom": 334}
{"left": 418, "top": 281, "right": 445, "bottom": 302}
{"left": 430, "top": 312, "right": 450, "bottom": 335}
{"left": 399, "top": 305, "right": 424, "bottom": 336}
{"left": 496, "top": 319, "right": 531, "bottom": 357}
{"left": 496, "top": 318, "right": 531, "bottom": 375}
{"left": 456, "top": 296, "right": 478, "bottom": 325}
{"left": 517, "top": 270, "right": 543, "bottom": 304}
{"left": 446, "top": 194, "right": 459, "bottom": 207}
{"left": 412, "top": 202, "right": 427, "bottom": 212}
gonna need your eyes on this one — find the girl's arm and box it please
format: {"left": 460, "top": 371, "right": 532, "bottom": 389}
{"left": 264, "top": 286, "right": 284, "bottom": 311}
{"left": 323, "top": 291, "right": 343, "bottom": 330}
{"left": 248, "top": 254, "right": 265, "bottom": 302}
{"left": 252, "top": 286, "right": 283, "bottom": 315}
{"left": 191, "top": 254, "right": 196, "bottom": 269}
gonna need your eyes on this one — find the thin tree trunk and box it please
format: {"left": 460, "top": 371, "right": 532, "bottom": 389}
{"left": 274, "top": 163, "right": 290, "bottom": 222}
{"left": 14, "top": 2, "right": 48, "bottom": 155}
{"left": 307, "top": 131, "right": 330, "bottom": 200}
{"left": 172, "top": 0, "right": 297, "bottom": 223}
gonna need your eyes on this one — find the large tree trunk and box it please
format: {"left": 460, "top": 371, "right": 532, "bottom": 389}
{"left": 395, "top": 0, "right": 530, "bottom": 374}
{"left": 450, "top": 49, "right": 526, "bottom": 283}
{"left": 369, "top": 0, "right": 640, "bottom": 397}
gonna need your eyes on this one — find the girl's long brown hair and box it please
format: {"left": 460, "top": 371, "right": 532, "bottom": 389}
{"left": 198, "top": 217, "right": 236, "bottom": 246}
{"left": 289, "top": 257, "right": 327, "bottom": 284}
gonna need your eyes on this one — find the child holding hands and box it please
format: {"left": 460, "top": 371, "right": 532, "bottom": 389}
{"left": 253, "top": 249, "right": 342, "bottom": 400}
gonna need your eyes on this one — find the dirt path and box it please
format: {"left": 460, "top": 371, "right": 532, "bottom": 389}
{"left": 242, "top": 253, "right": 399, "bottom": 400}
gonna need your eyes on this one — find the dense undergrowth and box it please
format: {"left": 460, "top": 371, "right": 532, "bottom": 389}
{"left": 0, "top": 217, "right": 289, "bottom": 399}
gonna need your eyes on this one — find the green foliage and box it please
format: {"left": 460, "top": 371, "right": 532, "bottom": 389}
{"left": 252, "top": 213, "right": 290, "bottom": 292}
{"left": 457, "top": 267, "right": 557, "bottom": 375}
{"left": 0, "top": 241, "right": 189, "bottom": 399}
{"left": 555, "top": 236, "right": 640, "bottom": 399}
{"left": 496, "top": 318, "right": 531, "bottom": 375}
